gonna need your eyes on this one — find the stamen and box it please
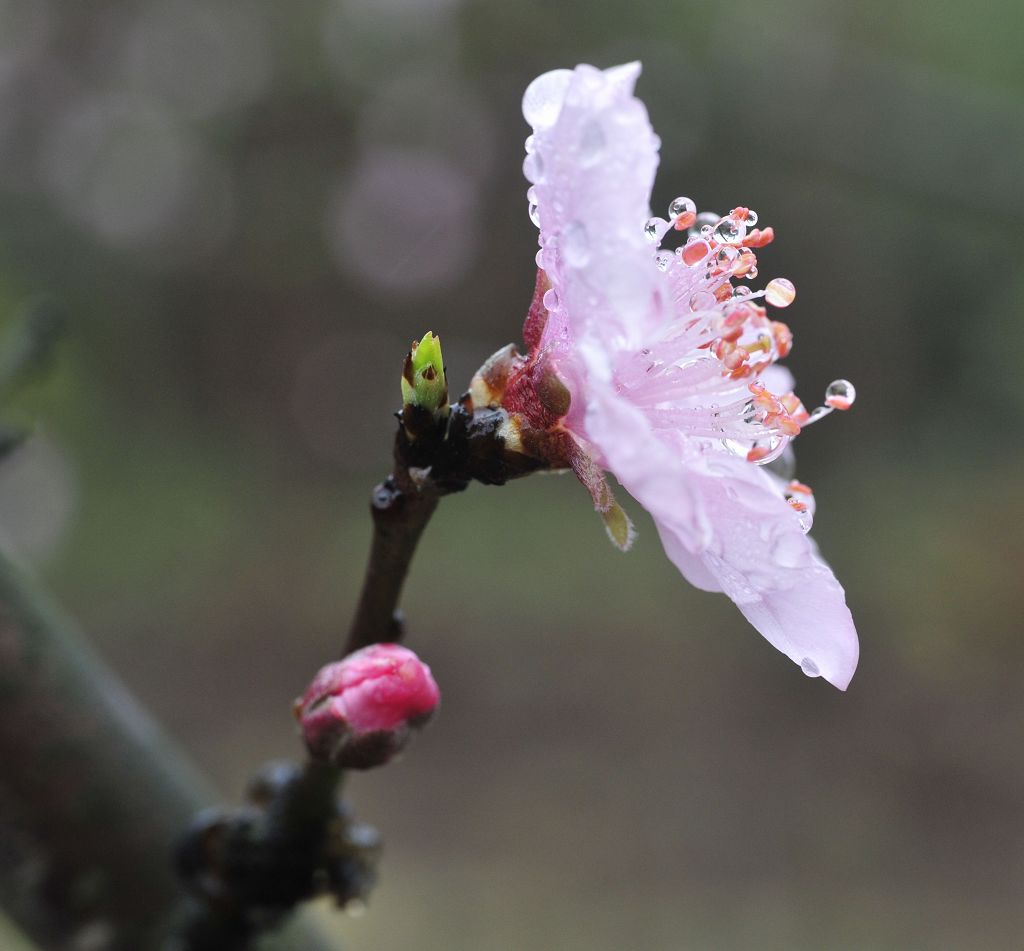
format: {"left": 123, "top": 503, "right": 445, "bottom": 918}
{"left": 631, "top": 192, "right": 855, "bottom": 474}
{"left": 742, "top": 227, "right": 774, "bottom": 248}
{"left": 803, "top": 380, "right": 858, "bottom": 425}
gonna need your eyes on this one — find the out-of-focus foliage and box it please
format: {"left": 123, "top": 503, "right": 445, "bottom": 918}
{"left": 0, "top": 0, "right": 1021, "bottom": 948}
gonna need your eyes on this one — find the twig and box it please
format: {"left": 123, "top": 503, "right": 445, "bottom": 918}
{"left": 344, "top": 471, "right": 440, "bottom": 655}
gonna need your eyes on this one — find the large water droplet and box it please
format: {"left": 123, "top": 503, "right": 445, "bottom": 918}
{"left": 542, "top": 287, "right": 559, "bottom": 310}
{"left": 644, "top": 216, "right": 669, "bottom": 242}
{"left": 522, "top": 69, "right": 573, "bottom": 129}
{"left": 825, "top": 379, "right": 856, "bottom": 410}
{"left": 800, "top": 657, "right": 820, "bottom": 678}
{"left": 743, "top": 434, "right": 788, "bottom": 465}
{"left": 668, "top": 196, "right": 696, "bottom": 219}
{"left": 654, "top": 249, "right": 674, "bottom": 272}
{"left": 744, "top": 209, "right": 759, "bottom": 227}
{"left": 765, "top": 278, "right": 796, "bottom": 308}
{"left": 713, "top": 216, "right": 746, "bottom": 245}
{"left": 561, "top": 221, "right": 590, "bottom": 267}
{"left": 528, "top": 202, "right": 540, "bottom": 226}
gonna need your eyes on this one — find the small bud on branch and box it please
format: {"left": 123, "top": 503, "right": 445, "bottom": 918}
{"left": 296, "top": 644, "right": 439, "bottom": 770}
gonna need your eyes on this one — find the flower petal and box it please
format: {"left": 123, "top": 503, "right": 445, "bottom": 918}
{"left": 523, "top": 63, "right": 664, "bottom": 354}
{"left": 587, "top": 384, "right": 858, "bottom": 689}
{"left": 663, "top": 450, "right": 858, "bottom": 690}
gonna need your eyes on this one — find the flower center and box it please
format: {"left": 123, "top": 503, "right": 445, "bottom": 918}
{"left": 627, "top": 197, "right": 856, "bottom": 468}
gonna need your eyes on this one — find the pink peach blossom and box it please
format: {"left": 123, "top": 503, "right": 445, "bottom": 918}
{"left": 517, "top": 63, "right": 859, "bottom": 689}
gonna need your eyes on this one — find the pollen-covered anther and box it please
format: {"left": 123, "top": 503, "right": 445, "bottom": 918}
{"left": 771, "top": 321, "right": 793, "bottom": 358}
{"left": 780, "top": 392, "right": 810, "bottom": 425}
{"left": 732, "top": 249, "right": 757, "bottom": 277}
{"left": 749, "top": 382, "right": 783, "bottom": 414}
{"left": 721, "top": 346, "right": 747, "bottom": 372}
{"left": 742, "top": 227, "right": 774, "bottom": 249}
{"left": 787, "top": 480, "right": 814, "bottom": 497}
{"left": 773, "top": 414, "right": 801, "bottom": 437}
{"left": 673, "top": 210, "right": 697, "bottom": 230}
{"left": 682, "top": 239, "right": 710, "bottom": 267}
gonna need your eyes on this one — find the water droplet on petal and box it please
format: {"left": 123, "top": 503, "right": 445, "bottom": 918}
{"left": 824, "top": 379, "right": 856, "bottom": 410}
{"left": 523, "top": 152, "right": 545, "bottom": 184}
{"left": 561, "top": 220, "right": 590, "bottom": 267}
{"left": 654, "top": 249, "right": 674, "bottom": 271}
{"left": 522, "top": 69, "right": 573, "bottom": 129}
{"left": 800, "top": 657, "right": 820, "bottom": 677}
{"left": 528, "top": 202, "right": 540, "bottom": 226}
{"left": 772, "top": 531, "right": 805, "bottom": 567}
{"left": 524, "top": 134, "right": 536, "bottom": 154}
{"left": 765, "top": 278, "right": 796, "bottom": 308}
{"left": 542, "top": 288, "right": 559, "bottom": 310}
{"left": 744, "top": 209, "right": 758, "bottom": 226}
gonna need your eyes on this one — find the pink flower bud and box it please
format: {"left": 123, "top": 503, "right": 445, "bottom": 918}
{"left": 296, "top": 644, "right": 439, "bottom": 770}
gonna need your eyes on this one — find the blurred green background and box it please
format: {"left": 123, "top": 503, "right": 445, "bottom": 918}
{"left": 1, "top": 0, "right": 1022, "bottom": 948}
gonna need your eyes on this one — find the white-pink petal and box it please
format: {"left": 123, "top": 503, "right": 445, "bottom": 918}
{"left": 652, "top": 447, "right": 857, "bottom": 689}
{"left": 523, "top": 63, "right": 663, "bottom": 355}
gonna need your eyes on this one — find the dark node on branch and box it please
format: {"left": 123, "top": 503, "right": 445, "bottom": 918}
{"left": 173, "top": 761, "right": 378, "bottom": 950}
{"left": 397, "top": 399, "right": 547, "bottom": 494}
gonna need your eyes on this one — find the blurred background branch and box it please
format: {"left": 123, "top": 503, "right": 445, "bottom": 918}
{"left": 0, "top": 545, "right": 216, "bottom": 949}
{"left": 0, "top": 545, "right": 347, "bottom": 951}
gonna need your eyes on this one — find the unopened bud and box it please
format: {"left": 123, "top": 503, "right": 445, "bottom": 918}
{"left": 296, "top": 644, "right": 440, "bottom": 770}
{"left": 401, "top": 332, "right": 448, "bottom": 415}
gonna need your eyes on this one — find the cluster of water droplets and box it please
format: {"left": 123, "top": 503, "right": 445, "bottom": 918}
{"left": 635, "top": 195, "right": 857, "bottom": 484}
